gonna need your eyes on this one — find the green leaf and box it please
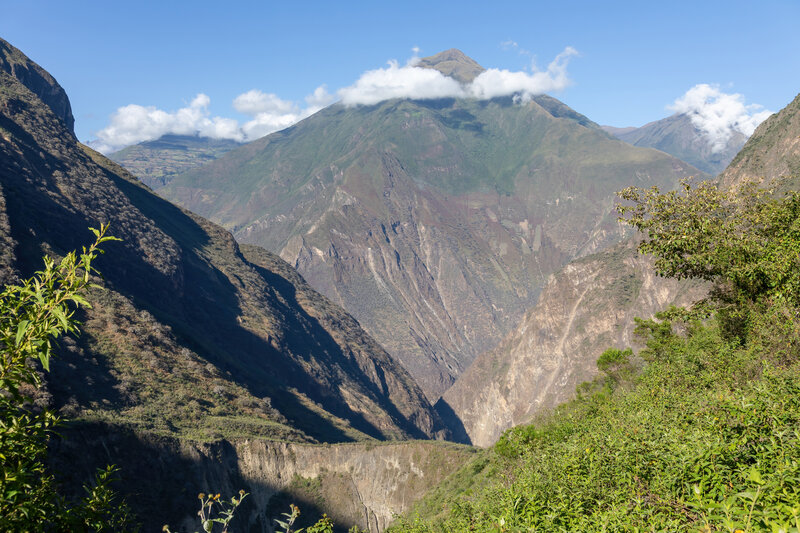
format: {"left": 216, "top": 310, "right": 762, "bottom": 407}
{"left": 749, "top": 466, "right": 763, "bottom": 485}
{"left": 15, "top": 320, "right": 29, "bottom": 347}
{"left": 38, "top": 351, "right": 50, "bottom": 372}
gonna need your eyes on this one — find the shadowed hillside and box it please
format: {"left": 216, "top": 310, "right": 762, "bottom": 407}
{"left": 0, "top": 36, "right": 447, "bottom": 445}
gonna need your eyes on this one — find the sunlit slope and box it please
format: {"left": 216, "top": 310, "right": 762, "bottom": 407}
{"left": 162, "top": 93, "right": 701, "bottom": 400}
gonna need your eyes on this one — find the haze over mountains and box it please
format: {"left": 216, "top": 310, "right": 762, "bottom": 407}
{"left": 110, "top": 134, "right": 242, "bottom": 189}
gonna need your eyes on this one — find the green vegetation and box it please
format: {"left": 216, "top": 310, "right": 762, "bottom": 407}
{"left": 0, "top": 226, "right": 135, "bottom": 531}
{"left": 163, "top": 491, "right": 248, "bottom": 533}
{"left": 393, "top": 180, "right": 800, "bottom": 531}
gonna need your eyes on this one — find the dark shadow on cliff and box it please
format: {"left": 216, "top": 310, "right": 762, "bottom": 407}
{"left": 49, "top": 422, "right": 361, "bottom": 533}
{"left": 433, "top": 397, "right": 472, "bottom": 445}
{"left": 0, "top": 114, "right": 386, "bottom": 443}
{"left": 244, "top": 254, "right": 436, "bottom": 440}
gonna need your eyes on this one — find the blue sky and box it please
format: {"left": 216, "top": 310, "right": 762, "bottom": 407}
{"left": 3, "top": 0, "right": 799, "bottom": 151}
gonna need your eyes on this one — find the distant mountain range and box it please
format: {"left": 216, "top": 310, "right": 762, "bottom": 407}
{"left": 603, "top": 113, "right": 747, "bottom": 175}
{"left": 109, "top": 134, "right": 242, "bottom": 189}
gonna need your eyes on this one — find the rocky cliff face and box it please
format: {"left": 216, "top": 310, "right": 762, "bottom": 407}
{"left": 440, "top": 240, "right": 705, "bottom": 447}
{"left": 51, "top": 424, "right": 474, "bottom": 532}
{"left": 160, "top": 67, "right": 700, "bottom": 401}
{"left": 0, "top": 38, "right": 446, "bottom": 443}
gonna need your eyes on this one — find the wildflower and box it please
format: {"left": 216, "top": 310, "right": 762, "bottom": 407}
{"left": 198, "top": 493, "right": 205, "bottom": 500}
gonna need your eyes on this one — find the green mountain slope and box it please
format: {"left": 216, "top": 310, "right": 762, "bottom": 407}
{"left": 606, "top": 113, "right": 747, "bottom": 175}
{"left": 0, "top": 36, "right": 446, "bottom": 444}
{"left": 392, "top": 93, "right": 800, "bottom": 532}
{"left": 159, "top": 54, "right": 702, "bottom": 400}
{"left": 720, "top": 92, "right": 800, "bottom": 188}
{"left": 109, "top": 134, "right": 242, "bottom": 189}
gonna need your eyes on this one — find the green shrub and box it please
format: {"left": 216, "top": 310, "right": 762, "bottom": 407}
{"left": 0, "top": 225, "right": 134, "bottom": 531}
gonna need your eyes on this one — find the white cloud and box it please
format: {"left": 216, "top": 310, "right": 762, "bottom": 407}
{"left": 304, "top": 85, "right": 336, "bottom": 111}
{"left": 337, "top": 59, "right": 466, "bottom": 106}
{"left": 337, "top": 46, "right": 577, "bottom": 107}
{"left": 670, "top": 84, "right": 773, "bottom": 153}
{"left": 91, "top": 94, "right": 246, "bottom": 153}
{"left": 469, "top": 47, "right": 577, "bottom": 101}
{"left": 92, "top": 86, "right": 335, "bottom": 153}
{"left": 233, "top": 90, "right": 298, "bottom": 115}
{"left": 92, "top": 47, "right": 578, "bottom": 152}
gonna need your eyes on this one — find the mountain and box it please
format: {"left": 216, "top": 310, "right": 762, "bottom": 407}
{"left": 109, "top": 134, "right": 242, "bottom": 189}
{"left": 604, "top": 113, "right": 747, "bottom": 175}
{"left": 0, "top": 36, "right": 446, "bottom": 445}
{"left": 719, "top": 92, "right": 800, "bottom": 189}
{"left": 416, "top": 48, "right": 485, "bottom": 83}
{"left": 390, "top": 91, "right": 800, "bottom": 533}
{"left": 438, "top": 239, "right": 704, "bottom": 446}
{"left": 0, "top": 38, "right": 74, "bottom": 133}
{"left": 158, "top": 50, "right": 702, "bottom": 401}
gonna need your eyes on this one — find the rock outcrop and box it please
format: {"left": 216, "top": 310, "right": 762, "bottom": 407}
{"left": 440, "top": 240, "right": 705, "bottom": 446}
{"left": 0, "top": 37, "right": 74, "bottom": 133}
{"left": 51, "top": 425, "right": 474, "bottom": 532}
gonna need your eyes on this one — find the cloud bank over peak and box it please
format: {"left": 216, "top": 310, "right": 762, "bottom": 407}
{"left": 670, "top": 84, "right": 773, "bottom": 153}
{"left": 91, "top": 46, "right": 577, "bottom": 153}
{"left": 469, "top": 47, "right": 577, "bottom": 101}
{"left": 337, "top": 46, "right": 578, "bottom": 106}
{"left": 91, "top": 94, "right": 242, "bottom": 153}
{"left": 337, "top": 59, "right": 466, "bottom": 105}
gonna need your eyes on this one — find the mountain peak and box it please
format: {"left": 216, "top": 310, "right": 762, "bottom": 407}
{"left": 0, "top": 37, "right": 75, "bottom": 134}
{"left": 416, "top": 48, "right": 485, "bottom": 84}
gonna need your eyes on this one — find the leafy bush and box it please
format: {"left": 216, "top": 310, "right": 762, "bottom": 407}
{"left": 0, "top": 225, "right": 134, "bottom": 531}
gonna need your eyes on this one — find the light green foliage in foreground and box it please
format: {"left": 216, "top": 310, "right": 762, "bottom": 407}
{"left": 394, "top": 181, "right": 800, "bottom": 532}
{"left": 0, "top": 225, "right": 134, "bottom": 531}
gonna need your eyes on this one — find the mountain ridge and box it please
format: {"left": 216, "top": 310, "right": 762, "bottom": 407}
{"left": 605, "top": 113, "right": 747, "bottom": 175}
{"left": 159, "top": 92, "right": 701, "bottom": 401}
{"left": 109, "top": 133, "right": 242, "bottom": 189}
{"left": 0, "top": 36, "right": 446, "bottom": 444}
{"left": 416, "top": 48, "right": 485, "bottom": 83}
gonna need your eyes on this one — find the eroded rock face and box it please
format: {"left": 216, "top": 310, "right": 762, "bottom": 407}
{"left": 441, "top": 241, "right": 705, "bottom": 447}
{"left": 162, "top": 92, "right": 699, "bottom": 402}
{"left": 50, "top": 426, "right": 474, "bottom": 533}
